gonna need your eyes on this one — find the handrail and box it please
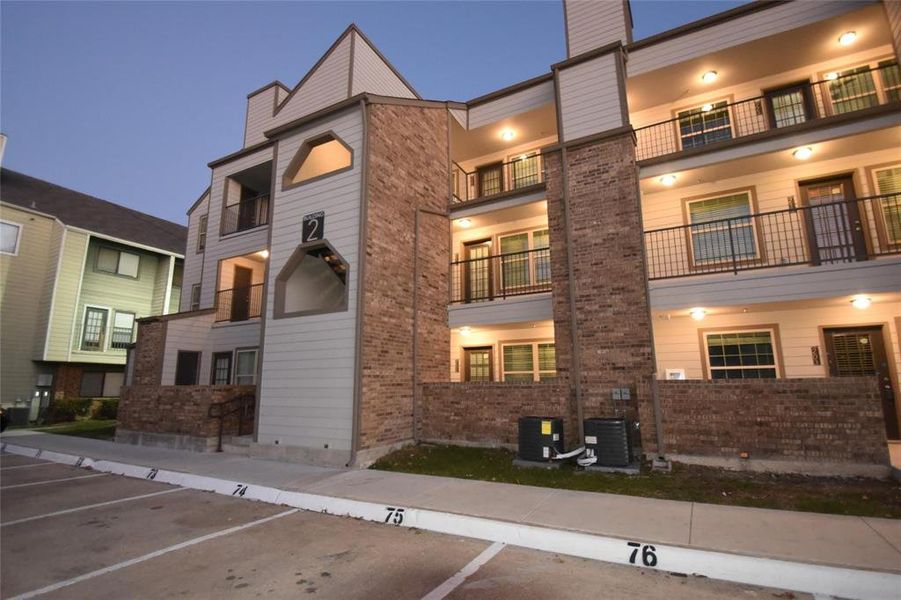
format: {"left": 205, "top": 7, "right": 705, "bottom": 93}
{"left": 214, "top": 283, "right": 264, "bottom": 322}
{"left": 451, "top": 154, "right": 545, "bottom": 204}
{"left": 208, "top": 393, "right": 255, "bottom": 452}
{"left": 222, "top": 193, "right": 270, "bottom": 235}
{"left": 450, "top": 246, "right": 552, "bottom": 303}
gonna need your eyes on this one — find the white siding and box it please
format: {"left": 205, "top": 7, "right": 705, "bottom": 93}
{"left": 468, "top": 79, "right": 555, "bottom": 130}
{"left": 202, "top": 321, "right": 262, "bottom": 383}
{"left": 161, "top": 312, "right": 214, "bottom": 385}
{"left": 258, "top": 107, "right": 363, "bottom": 454}
{"left": 558, "top": 53, "right": 623, "bottom": 141}
{"left": 628, "top": 1, "right": 871, "bottom": 77}
{"left": 244, "top": 86, "right": 281, "bottom": 148}
{"left": 350, "top": 31, "right": 416, "bottom": 98}
{"left": 274, "top": 35, "right": 352, "bottom": 128}
{"left": 565, "top": 0, "right": 630, "bottom": 56}
{"left": 181, "top": 191, "right": 208, "bottom": 312}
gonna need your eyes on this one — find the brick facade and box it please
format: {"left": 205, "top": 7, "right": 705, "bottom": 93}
{"left": 51, "top": 363, "right": 83, "bottom": 400}
{"left": 640, "top": 378, "right": 889, "bottom": 464}
{"left": 131, "top": 317, "right": 168, "bottom": 386}
{"left": 358, "top": 103, "right": 449, "bottom": 451}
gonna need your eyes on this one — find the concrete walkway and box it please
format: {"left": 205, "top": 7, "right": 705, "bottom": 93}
{"left": 4, "top": 430, "right": 900, "bottom": 575}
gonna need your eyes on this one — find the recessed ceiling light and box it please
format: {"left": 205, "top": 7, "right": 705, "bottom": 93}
{"left": 701, "top": 70, "right": 718, "bottom": 83}
{"left": 701, "top": 103, "right": 714, "bottom": 112}
{"left": 689, "top": 308, "right": 706, "bottom": 321}
{"left": 851, "top": 296, "right": 871, "bottom": 309}
{"left": 459, "top": 326, "right": 472, "bottom": 336}
{"left": 500, "top": 128, "right": 515, "bottom": 141}
{"left": 456, "top": 218, "right": 472, "bottom": 228}
{"left": 792, "top": 147, "right": 813, "bottom": 160}
{"left": 838, "top": 31, "right": 857, "bottom": 46}
{"left": 824, "top": 72, "right": 839, "bottom": 81}
{"left": 659, "top": 174, "right": 677, "bottom": 186}
{"left": 258, "top": 249, "right": 270, "bottom": 258}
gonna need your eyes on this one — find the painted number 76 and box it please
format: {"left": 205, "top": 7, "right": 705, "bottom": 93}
{"left": 627, "top": 541, "right": 658, "bottom": 567}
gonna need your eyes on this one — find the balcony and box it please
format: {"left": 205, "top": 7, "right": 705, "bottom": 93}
{"left": 222, "top": 193, "right": 270, "bottom": 236}
{"left": 451, "top": 155, "right": 545, "bottom": 205}
{"left": 635, "top": 63, "right": 900, "bottom": 162}
{"left": 215, "top": 283, "right": 263, "bottom": 322}
{"left": 644, "top": 192, "right": 900, "bottom": 280}
{"left": 450, "top": 247, "right": 551, "bottom": 303}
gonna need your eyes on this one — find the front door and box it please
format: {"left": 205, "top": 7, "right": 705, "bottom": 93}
{"left": 231, "top": 266, "right": 253, "bottom": 322}
{"left": 463, "top": 240, "right": 492, "bottom": 302}
{"left": 800, "top": 177, "right": 868, "bottom": 264}
{"left": 463, "top": 347, "right": 493, "bottom": 382}
{"left": 477, "top": 162, "right": 504, "bottom": 198}
{"left": 824, "top": 326, "right": 898, "bottom": 439}
{"left": 764, "top": 81, "right": 815, "bottom": 128}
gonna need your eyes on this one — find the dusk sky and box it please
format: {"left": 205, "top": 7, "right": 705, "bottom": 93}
{"left": 1, "top": 1, "right": 749, "bottom": 225}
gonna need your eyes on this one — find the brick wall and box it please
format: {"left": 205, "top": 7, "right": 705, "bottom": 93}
{"left": 640, "top": 378, "right": 888, "bottom": 464}
{"left": 118, "top": 384, "right": 255, "bottom": 439}
{"left": 358, "top": 103, "right": 449, "bottom": 450}
{"left": 52, "top": 363, "right": 82, "bottom": 400}
{"left": 131, "top": 317, "right": 167, "bottom": 386}
{"left": 419, "top": 381, "right": 572, "bottom": 446}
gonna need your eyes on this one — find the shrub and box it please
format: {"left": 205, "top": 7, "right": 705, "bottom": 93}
{"left": 45, "top": 399, "right": 82, "bottom": 423}
{"left": 92, "top": 398, "right": 119, "bottom": 420}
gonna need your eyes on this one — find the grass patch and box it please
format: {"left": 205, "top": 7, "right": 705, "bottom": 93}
{"left": 33, "top": 419, "right": 117, "bottom": 441}
{"left": 372, "top": 444, "right": 901, "bottom": 519}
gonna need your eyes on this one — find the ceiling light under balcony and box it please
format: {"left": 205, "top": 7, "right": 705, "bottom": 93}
{"left": 459, "top": 326, "right": 472, "bottom": 336}
{"left": 701, "top": 103, "right": 714, "bottom": 112}
{"left": 500, "top": 128, "right": 516, "bottom": 142}
{"left": 456, "top": 218, "right": 472, "bottom": 228}
{"left": 792, "top": 146, "right": 813, "bottom": 160}
{"left": 659, "top": 174, "right": 677, "bottom": 186}
{"left": 689, "top": 308, "right": 707, "bottom": 321}
{"left": 701, "top": 70, "right": 718, "bottom": 83}
{"left": 824, "top": 72, "right": 839, "bottom": 81}
{"left": 851, "top": 296, "right": 871, "bottom": 309}
{"left": 258, "top": 249, "right": 270, "bottom": 258}
{"left": 838, "top": 31, "right": 857, "bottom": 46}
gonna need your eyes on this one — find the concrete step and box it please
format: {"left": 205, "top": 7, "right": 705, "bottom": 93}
{"left": 220, "top": 435, "right": 254, "bottom": 456}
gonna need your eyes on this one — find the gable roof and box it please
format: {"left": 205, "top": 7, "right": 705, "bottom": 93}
{"left": 0, "top": 168, "right": 187, "bottom": 256}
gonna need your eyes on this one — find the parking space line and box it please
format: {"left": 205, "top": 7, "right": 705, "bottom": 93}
{"left": 9, "top": 508, "right": 299, "bottom": 600}
{"left": 0, "top": 463, "right": 55, "bottom": 471}
{"left": 1, "top": 474, "right": 106, "bottom": 490}
{"left": 2, "top": 487, "right": 187, "bottom": 527}
{"left": 421, "top": 541, "right": 505, "bottom": 600}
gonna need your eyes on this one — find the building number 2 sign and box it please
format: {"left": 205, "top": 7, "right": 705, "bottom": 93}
{"left": 302, "top": 211, "right": 325, "bottom": 243}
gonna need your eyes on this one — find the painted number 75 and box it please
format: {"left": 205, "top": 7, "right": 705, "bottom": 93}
{"left": 384, "top": 507, "right": 405, "bottom": 525}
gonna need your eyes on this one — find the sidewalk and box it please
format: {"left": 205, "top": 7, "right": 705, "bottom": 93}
{"left": 4, "top": 430, "right": 900, "bottom": 575}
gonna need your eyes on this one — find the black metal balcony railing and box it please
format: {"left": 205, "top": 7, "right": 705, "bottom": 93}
{"left": 222, "top": 194, "right": 270, "bottom": 235}
{"left": 110, "top": 327, "right": 135, "bottom": 350}
{"left": 451, "top": 154, "right": 545, "bottom": 204}
{"left": 215, "top": 284, "right": 264, "bottom": 322}
{"left": 450, "top": 247, "right": 552, "bottom": 303}
{"left": 635, "top": 63, "right": 901, "bottom": 161}
{"left": 644, "top": 193, "right": 901, "bottom": 280}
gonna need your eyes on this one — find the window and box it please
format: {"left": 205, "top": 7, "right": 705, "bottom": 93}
{"left": 1, "top": 220, "right": 21, "bottom": 255}
{"left": 510, "top": 152, "right": 541, "bottom": 189}
{"left": 234, "top": 348, "right": 258, "bottom": 385}
{"left": 174, "top": 351, "right": 201, "bottom": 385}
{"left": 211, "top": 352, "right": 232, "bottom": 385}
{"left": 197, "top": 214, "right": 208, "bottom": 253}
{"left": 97, "top": 247, "right": 140, "bottom": 278}
{"left": 81, "top": 307, "right": 109, "bottom": 351}
{"left": 498, "top": 229, "right": 551, "bottom": 293}
{"left": 878, "top": 60, "right": 901, "bottom": 102}
{"left": 828, "top": 66, "right": 878, "bottom": 114}
{"left": 687, "top": 192, "right": 757, "bottom": 264}
{"left": 477, "top": 162, "right": 504, "bottom": 197}
{"left": 190, "top": 284, "right": 201, "bottom": 311}
{"left": 705, "top": 330, "right": 778, "bottom": 379}
{"left": 677, "top": 101, "right": 732, "bottom": 149}
{"left": 110, "top": 311, "right": 136, "bottom": 349}
{"left": 502, "top": 342, "right": 555, "bottom": 382}
{"left": 283, "top": 132, "right": 352, "bottom": 188}
{"left": 873, "top": 164, "right": 901, "bottom": 244}
{"left": 764, "top": 83, "right": 812, "bottom": 128}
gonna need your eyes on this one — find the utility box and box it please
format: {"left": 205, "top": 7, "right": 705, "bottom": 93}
{"left": 517, "top": 416, "right": 563, "bottom": 462}
{"left": 584, "top": 418, "right": 632, "bottom": 467}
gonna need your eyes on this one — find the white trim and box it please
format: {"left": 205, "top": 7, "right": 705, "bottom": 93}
{"left": 685, "top": 189, "right": 761, "bottom": 265}
{"left": 0, "top": 488, "right": 186, "bottom": 527}
{"left": 703, "top": 327, "right": 781, "bottom": 379}
{"left": 66, "top": 235, "right": 91, "bottom": 362}
{"left": 0, "top": 474, "right": 106, "bottom": 489}
{"left": 0, "top": 218, "right": 22, "bottom": 255}
{"left": 66, "top": 225, "right": 184, "bottom": 259}
{"left": 162, "top": 255, "right": 175, "bottom": 315}
{"left": 233, "top": 347, "right": 259, "bottom": 385}
{"left": 422, "top": 541, "right": 506, "bottom": 600}
{"left": 43, "top": 226, "right": 68, "bottom": 360}
{"left": 78, "top": 304, "right": 112, "bottom": 354}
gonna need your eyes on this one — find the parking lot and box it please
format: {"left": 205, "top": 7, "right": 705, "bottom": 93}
{"left": 1, "top": 451, "right": 810, "bottom": 599}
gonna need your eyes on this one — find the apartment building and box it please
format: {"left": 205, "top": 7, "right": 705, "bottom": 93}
{"left": 0, "top": 169, "right": 186, "bottom": 411}
{"left": 121, "top": 0, "right": 901, "bottom": 475}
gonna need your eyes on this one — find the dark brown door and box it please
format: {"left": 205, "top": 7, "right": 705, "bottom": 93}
{"left": 463, "top": 347, "right": 493, "bottom": 382}
{"left": 477, "top": 162, "right": 504, "bottom": 198}
{"left": 231, "top": 266, "right": 253, "bottom": 321}
{"left": 211, "top": 352, "right": 232, "bottom": 385}
{"left": 800, "top": 177, "right": 868, "bottom": 264}
{"left": 174, "top": 351, "right": 200, "bottom": 386}
{"left": 764, "top": 81, "right": 815, "bottom": 129}
{"left": 824, "top": 326, "right": 898, "bottom": 439}
{"left": 463, "top": 240, "right": 492, "bottom": 302}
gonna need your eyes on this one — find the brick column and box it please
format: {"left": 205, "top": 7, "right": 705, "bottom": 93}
{"left": 131, "top": 318, "right": 167, "bottom": 386}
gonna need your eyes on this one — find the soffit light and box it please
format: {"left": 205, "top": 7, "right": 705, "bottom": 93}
{"left": 689, "top": 307, "right": 706, "bottom": 321}
{"left": 824, "top": 72, "right": 839, "bottom": 81}
{"left": 838, "top": 31, "right": 857, "bottom": 46}
{"left": 459, "top": 326, "right": 472, "bottom": 336}
{"left": 456, "top": 218, "right": 472, "bottom": 228}
{"left": 851, "top": 296, "right": 871, "bottom": 309}
{"left": 659, "top": 174, "right": 677, "bottom": 186}
{"left": 792, "top": 147, "right": 813, "bottom": 160}
{"left": 701, "top": 103, "right": 714, "bottom": 112}
{"left": 500, "top": 128, "right": 516, "bottom": 142}
{"left": 258, "top": 249, "right": 270, "bottom": 258}
{"left": 701, "top": 70, "right": 718, "bottom": 83}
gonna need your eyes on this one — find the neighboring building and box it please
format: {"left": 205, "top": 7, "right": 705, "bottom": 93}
{"left": 0, "top": 169, "right": 186, "bottom": 409}
{"left": 122, "top": 0, "right": 901, "bottom": 475}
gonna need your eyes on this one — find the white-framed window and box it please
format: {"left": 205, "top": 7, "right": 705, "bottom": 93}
{"left": 110, "top": 311, "right": 136, "bottom": 349}
{"left": 873, "top": 164, "right": 901, "bottom": 244}
{"left": 81, "top": 306, "right": 109, "bottom": 351}
{"left": 1, "top": 220, "right": 22, "bottom": 255}
{"left": 190, "top": 283, "right": 201, "bottom": 311}
{"left": 97, "top": 247, "right": 140, "bottom": 278}
{"left": 498, "top": 229, "right": 551, "bottom": 292}
{"left": 825, "top": 58, "right": 899, "bottom": 113}
{"left": 687, "top": 191, "right": 757, "bottom": 264}
{"left": 197, "top": 214, "right": 208, "bottom": 253}
{"left": 234, "top": 348, "right": 258, "bottom": 385}
{"left": 677, "top": 100, "right": 732, "bottom": 149}
{"left": 501, "top": 341, "right": 555, "bottom": 382}
{"left": 704, "top": 329, "right": 779, "bottom": 380}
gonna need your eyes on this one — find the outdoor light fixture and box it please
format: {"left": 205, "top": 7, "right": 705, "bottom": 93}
{"left": 459, "top": 326, "right": 472, "bottom": 336}
{"left": 456, "top": 218, "right": 472, "bottom": 228}
{"left": 689, "top": 307, "right": 706, "bottom": 321}
{"left": 851, "top": 296, "right": 872, "bottom": 309}
{"left": 838, "top": 31, "right": 857, "bottom": 46}
{"left": 500, "top": 128, "right": 516, "bottom": 141}
{"left": 659, "top": 174, "right": 677, "bottom": 186}
{"left": 701, "top": 70, "right": 718, "bottom": 83}
{"left": 258, "top": 249, "right": 270, "bottom": 258}
{"left": 824, "top": 72, "right": 839, "bottom": 81}
{"left": 792, "top": 147, "right": 813, "bottom": 160}
{"left": 701, "top": 103, "right": 714, "bottom": 112}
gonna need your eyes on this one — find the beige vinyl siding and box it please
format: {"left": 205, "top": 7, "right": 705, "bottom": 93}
{"left": 168, "top": 283, "right": 181, "bottom": 315}
{"left": 161, "top": 312, "right": 215, "bottom": 385}
{"left": 202, "top": 321, "right": 261, "bottom": 384}
{"left": 886, "top": 0, "right": 901, "bottom": 57}
{"left": 258, "top": 106, "right": 363, "bottom": 453}
{"left": 627, "top": 0, "right": 870, "bottom": 77}
{"left": 150, "top": 255, "right": 170, "bottom": 315}
{"left": 32, "top": 219, "right": 66, "bottom": 359}
{"left": 43, "top": 230, "right": 89, "bottom": 362}
{"left": 350, "top": 31, "right": 416, "bottom": 98}
{"left": 181, "top": 191, "right": 209, "bottom": 312}
{"left": 468, "top": 80, "right": 555, "bottom": 129}
{"left": 275, "top": 35, "right": 352, "bottom": 127}
{"left": 565, "top": 0, "right": 630, "bottom": 56}
{"left": 244, "top": 85, "right": 283, "bottom": 148}
{"left": 558, "top": 52, "right": 623, "bottom": 141}
{"left": 449, "top": 321, "right": 555, "bottom": 382}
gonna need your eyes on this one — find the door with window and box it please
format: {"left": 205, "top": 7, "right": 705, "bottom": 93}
{"left": 463, "top": 240, "right": 492, "bottom": 302}
{"left": 463, "top": 347, "right": 493, "bottom": 382}
{"left": 498, "top": 229, "right": 551, "bottom": 296}
{"left": 800, "top": 177, "right": 867, "bottom": 264}
{"left": 477, "top": 162, "right": 504, "bottom": 197}
{"left": 231, "top": 266, "right": 253, "bottom": 321}
{"left": 824, "top": 327, "right": 898, "bottom": 439}
{"left": 764, "top": 82, "right": 815, "bottom": 128}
